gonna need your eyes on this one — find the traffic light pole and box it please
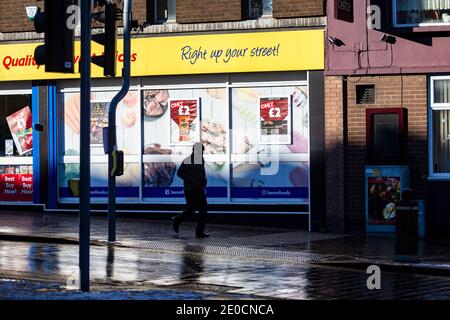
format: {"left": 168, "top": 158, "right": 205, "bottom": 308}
{"left": 79, "top": 0, "right": 92, "bottom": 292}
{"left": 107, "top": 0, "right": 132, "bottom": 242}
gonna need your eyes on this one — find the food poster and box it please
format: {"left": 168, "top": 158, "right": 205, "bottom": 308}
{"left": 169, "top": 99, "right": 200, "bottom": 145}
{"left": 90, "top": 102, "right": 109, "bottom": 145}
{"left": 368, "top": 177, "right": 401, "bottom": 225}
{"left": 231, "top": 86, "right": 309, "bottom": 201}
{"left": 143, "top": 88, "right": 229, "bottom": 201}
{"left": 258, "top": 96, "right": 292, "bottom": 145}
{"left": 6, "top": 106, "right": 33, "bottom": 155}
{"left": 59, "top": 91, "right": 141, "bottom": 201}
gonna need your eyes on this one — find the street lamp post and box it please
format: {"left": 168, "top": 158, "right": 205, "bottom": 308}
{"left": 79, "top": 0, "right": 92, "bottom": 292}
{"left": 107, "top": 0, "right": 132, "bottom": 243}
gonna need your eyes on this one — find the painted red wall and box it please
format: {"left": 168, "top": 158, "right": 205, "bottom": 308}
{"left": 326, "top": 0, "right": 450, "bottom": 75}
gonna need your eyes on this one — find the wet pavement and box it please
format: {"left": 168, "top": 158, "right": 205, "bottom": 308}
{"left": 0, "top": 211, "right": 449, "bottom": 300}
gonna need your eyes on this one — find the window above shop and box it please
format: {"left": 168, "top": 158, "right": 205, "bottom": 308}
{"left": 146, "top": 0, "right": 176, "bottom": 24}
{"left": 394, "top": 0, "right": 450, "bottom": 27}
{"left": 243, "top": 0, "right": 272, "bottom": 20}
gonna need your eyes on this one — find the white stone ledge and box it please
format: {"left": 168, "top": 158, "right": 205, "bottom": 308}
{"left": 0, "top": 16, "right": 326, "bottom": 43}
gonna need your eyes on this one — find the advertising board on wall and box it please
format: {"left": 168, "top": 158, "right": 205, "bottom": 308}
{"left": 0, "top": 30, "right": 324, "bottom": 81}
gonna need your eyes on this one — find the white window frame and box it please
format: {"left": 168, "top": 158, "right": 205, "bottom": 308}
{"left": 429, "top": 76, "right": 450, "bottom": 179}
{"left": 393, "top": 0, "right": 450, "bottom": 28}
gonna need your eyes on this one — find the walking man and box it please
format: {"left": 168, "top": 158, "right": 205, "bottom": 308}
{"left": 172, "top": 142, "right": 209, "bottom": 238}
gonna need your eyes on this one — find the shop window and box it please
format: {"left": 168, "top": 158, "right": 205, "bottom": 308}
{"left": 394, "top": 0, "right": 450, "bottom": 27}
{"left": 230, "top": 85, "right": 309, "bottom": 203}
{"left": 356, "top": 84, "right": 375, "bottom": 104}
{"left": 366, "top": 108, "right": 407, "bottom": 164}
{"left": 141, "top": 87, "right": 229, "bottom": 203}
{"left": 146, "top": 0, "right": 168, "bottom": 24}
{"left": 59, "top": 90, "right": 141, "bottom": 202}
{"left": 431, "top": 77, "right": 450, "bottom": 175}
{"left": 0, "top": 93, "right": 33, "bottom": 202}
{"left": 58, "top": 82, "right": 310, "bottom": 205}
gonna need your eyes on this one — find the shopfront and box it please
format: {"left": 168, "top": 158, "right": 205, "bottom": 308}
{"left": 0, "top": 29, "right": 325, "bottom": 226}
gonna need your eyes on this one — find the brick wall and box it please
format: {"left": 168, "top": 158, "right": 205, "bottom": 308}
{"left": 176, "top": 0, "right": 242, "bottom": 24}
{"left": 1, "top": 1, "right": 326, "bottom": 33}
{"left": 132, "top": 0, "right": 147, "bottom": 25}
{"left": 340, "top": 75, "right": 428, "bottom": 232}
{"left": 273, "top": 0, "right": 325, "bottom": 18}
{"left": 0, "top": 0, "right": 36, "bottom": 33}
{"left": 324, "top": 76, "right": 346, "bottom": 233}
{"left": 0, "top": 0, "right": 147, "bottom": 33}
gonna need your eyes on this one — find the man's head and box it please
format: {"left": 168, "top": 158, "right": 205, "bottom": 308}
{"left": 192, "top": 142, "right": 205, "bottom": 164}
{"left": 193, "top": 142, "right": 205, "bottom": 153}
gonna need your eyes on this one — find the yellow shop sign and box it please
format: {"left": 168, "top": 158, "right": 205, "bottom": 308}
{"left": 0, "top": 29, "right": 324, "bottom": 81}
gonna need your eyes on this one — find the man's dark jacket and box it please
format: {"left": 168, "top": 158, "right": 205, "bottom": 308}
{"left": 177, "top": 154, "right": 207, "bottom": 189}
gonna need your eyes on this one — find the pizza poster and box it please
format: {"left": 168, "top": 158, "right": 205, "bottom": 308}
{"left": 0, "top": 174, "right": 33, "bottom": 201}
{"left": 259, "top": 96, "right": 292, "bottom": 145}
{"left": 6, "top": 106, "right": 33, "bottom": 155}
{"left": 368, "top": 176, "right": 401, "bottom": 226}
{"left": 169, "top": 99, "right": 200, "bottom": 145}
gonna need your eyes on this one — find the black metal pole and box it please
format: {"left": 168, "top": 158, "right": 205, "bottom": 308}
{"left": 108, "top": 0, "right": 132, "bottom": 243}
{"left": 79, "top": 0, "right": 92, "bottom": 292}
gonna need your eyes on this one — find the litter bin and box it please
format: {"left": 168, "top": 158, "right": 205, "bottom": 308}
{"left": 395, "top": 189, "right": 420, "bottom": 262}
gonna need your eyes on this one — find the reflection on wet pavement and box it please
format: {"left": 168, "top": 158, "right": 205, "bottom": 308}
{"left": 0, "top": 212, "right": 450, "bottom": 299}
{"left": 1, "top": 240, "right": 450, "bottom": 300}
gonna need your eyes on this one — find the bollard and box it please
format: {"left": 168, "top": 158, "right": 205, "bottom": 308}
{"left": 395, "top": 188, "right": 420, "bottom": 263}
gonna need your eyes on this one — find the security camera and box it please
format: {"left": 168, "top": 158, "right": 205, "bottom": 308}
{"left": 26, "top": 6, "right": 40, "bottom": 22}
{"left": 327, "top": 36, "right": 345, "bottom": 47}
{"left": 380, "top": 34, "right": 397, "bottom": 44}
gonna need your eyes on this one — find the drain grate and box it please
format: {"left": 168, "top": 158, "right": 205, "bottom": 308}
{"left": 115, "top": 230, "right": 347, "bottom": 264}
{"left": 164, "top": 282, "right": 242, "bottom": 293}
{"left": 116, "top": 239, "right": 332, "bottom": 263}
{"left": 224, "top": 231, "right": 346, "bottom": 246}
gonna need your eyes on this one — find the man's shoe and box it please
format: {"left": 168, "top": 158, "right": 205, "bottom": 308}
{"left": 172, "top": 217, "right": 180, "bottom": 233}
{"left": 195, "top": 233, "right": 209, "bottom": 238}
